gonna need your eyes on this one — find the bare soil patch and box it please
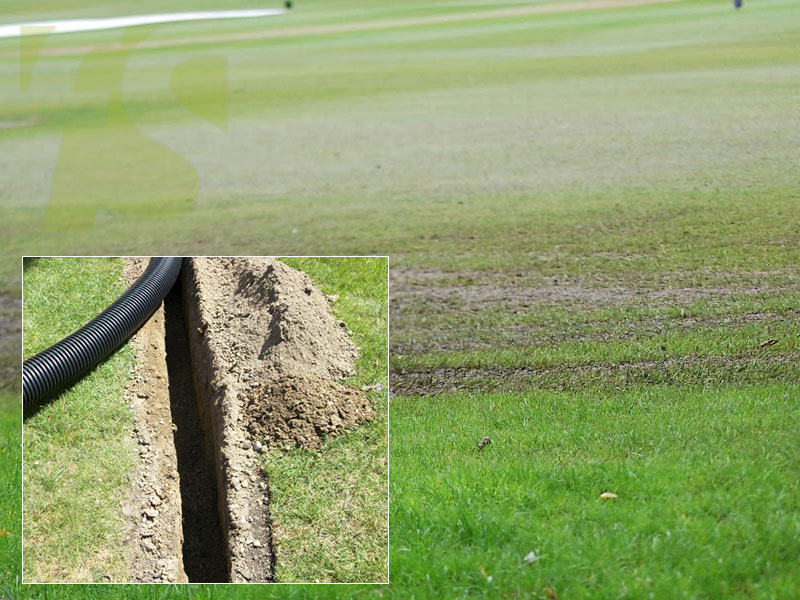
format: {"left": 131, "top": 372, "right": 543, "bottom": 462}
{"left": 391, "top": 267, "right": 799, "bottom": 360}
{"left": 392, "top": 353, "right": 800, "bottom": 397}
{"left": 0, "top": 293, "right": 20, "bottom": 390}
{"left": 391, "top": 267, "right": 799, "bottom": 395}
{"left": 393, "top": 279, "right": 783, "bottom": 314}
{"left": 392, "top": 309, "right": 800, "bottom": 356}
{"left": 122, "top": 258, "right": 186, "bottom": 584}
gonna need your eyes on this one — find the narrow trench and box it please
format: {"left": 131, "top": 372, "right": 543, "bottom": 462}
{"left": 163, "top": 285, "right": 228, "bottom": 583}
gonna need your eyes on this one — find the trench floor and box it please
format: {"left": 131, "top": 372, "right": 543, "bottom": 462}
{"left": 164, "top": 286, "right": 228, "bottom": 583}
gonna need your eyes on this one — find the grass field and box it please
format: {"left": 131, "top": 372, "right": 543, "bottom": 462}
{"left": 273, "top": 257, "right": 388, "bottom": 583}
{"left": 1, "top": 0, "right": 799, "bottom": 597}
{"left": 22, "top": 258, "right": 137, "bottom": 582}
{"left": 0, "top": 393, "right": 22, "bottom": 598}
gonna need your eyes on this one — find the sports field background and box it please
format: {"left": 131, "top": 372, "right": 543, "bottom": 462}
{"left": 1, "top": 0, "right": 799, "bottom": 597}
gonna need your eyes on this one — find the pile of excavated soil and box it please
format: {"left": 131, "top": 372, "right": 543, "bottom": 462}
{"left": 188, "top": 257, "right": 372, "bottom": 450}
{"left": 245, "top": 372, "right": 371, "bottom": 449}
{"left": 124, "top": 257, "right": 373, "bottom": 583}
{"left": 182, "top": 257, "right": 373, "bottom": 582}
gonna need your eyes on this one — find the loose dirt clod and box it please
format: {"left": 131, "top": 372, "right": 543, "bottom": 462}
{"left": 245, "top": 372, "right": 372, "bottom": 449}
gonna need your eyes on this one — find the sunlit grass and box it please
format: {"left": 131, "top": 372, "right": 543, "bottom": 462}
{"left": 390, "top": 386, "right": 800, "bottom": 599}
{"left": 269, "top": 257, "right": 388, "bottom": 582}
{"left": 22, "top": 258, "right": 136, "bottom": 583}
{"left": 0, "top": 0, "right": 798, "bottom": 596}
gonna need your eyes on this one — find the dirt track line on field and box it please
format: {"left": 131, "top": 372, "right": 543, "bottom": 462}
{"left": 8, "top": 0, "right": 683, "bottom": 58}
{"left": 391, "top": 353, "right": 800, "bottom": 396}
{"left": 391, "top": 308, "right": 800, "bottom": 355}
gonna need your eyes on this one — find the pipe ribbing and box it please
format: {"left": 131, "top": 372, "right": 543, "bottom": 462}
{"left": 23, "top": 257, "right": 182, "bottom": 411}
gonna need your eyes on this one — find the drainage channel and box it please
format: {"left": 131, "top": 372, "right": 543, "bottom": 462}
{"left": 132, "top": 256, "right": 364, "bottom": 583}
{"left": 163, "top": 284, "right": 228, "bottom": 583}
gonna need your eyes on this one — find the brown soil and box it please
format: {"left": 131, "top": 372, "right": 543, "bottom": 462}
{"left": 163, "top": 286, "right": 227, "bottom": 582}
{"left": 180, "top": 257, "right": 370, "bottom": 582}
{"left": 392, "top": 279, "right": 784, "bottom": 314}
{"left": 122, "top": 258, "right": 187, "bottom": 584}
{"left": 0, "top": 293, "right": 21, "bottom": 390}
{"left": 390, "top": 267, "right": 800, "bottom": 396}
{"left": 392, "top": 309, "right": 800, "bottom": 356}
{"left": 392, "top": 353, "right": 800, "bottom": 397}
{"left": 123, "top": 256, "right": 370, "bottom": 583}
{"left": 390, "top": 267, "right": 799, "bottom": 359}
{"left": 244, "top": 372, "right": 372, "bottom": 450}
{"left": 187, "top": 257, "right": 370, "bottom": 449}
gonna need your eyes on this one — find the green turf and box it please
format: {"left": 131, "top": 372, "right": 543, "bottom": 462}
{"left": 0, "top": 393, "right": 22, "bottom": 598}
{"left": 1, "top": 0, "right": 799, "bottom": 596}
{"left": 22, "top": 258, "right": 137, "bottom": 582}
{"left": 390, "top": 386, "right": 800, "bottom": 599}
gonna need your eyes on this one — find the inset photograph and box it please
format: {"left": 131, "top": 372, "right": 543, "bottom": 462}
{"left": 22, "top": 256, "right": 388, "bottom": 583}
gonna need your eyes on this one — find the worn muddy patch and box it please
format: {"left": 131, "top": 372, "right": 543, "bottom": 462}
{"left": 390, "top": 267, "right": 800, "bottom": 396}
{"left": 0, "top": 293, "right": 20, "bottom": 390}
{"left": 391, "top": 267, "right": 799, "bottom": 309}
{"left": 392, "top": 309, "right": 800, "bottom": 356}
{"left": 392, "top": 353, "right": 800, "bottom": 397}
{"left": 392, "top": 280, "right": 791, "bottom": 315}
{"left": 391, "top": 267, "right": 799, "bottom": 363}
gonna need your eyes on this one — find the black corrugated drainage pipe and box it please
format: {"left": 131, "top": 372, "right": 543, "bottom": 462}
{"left": 23, "top": 257, "right": 182, "bottom": 413}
